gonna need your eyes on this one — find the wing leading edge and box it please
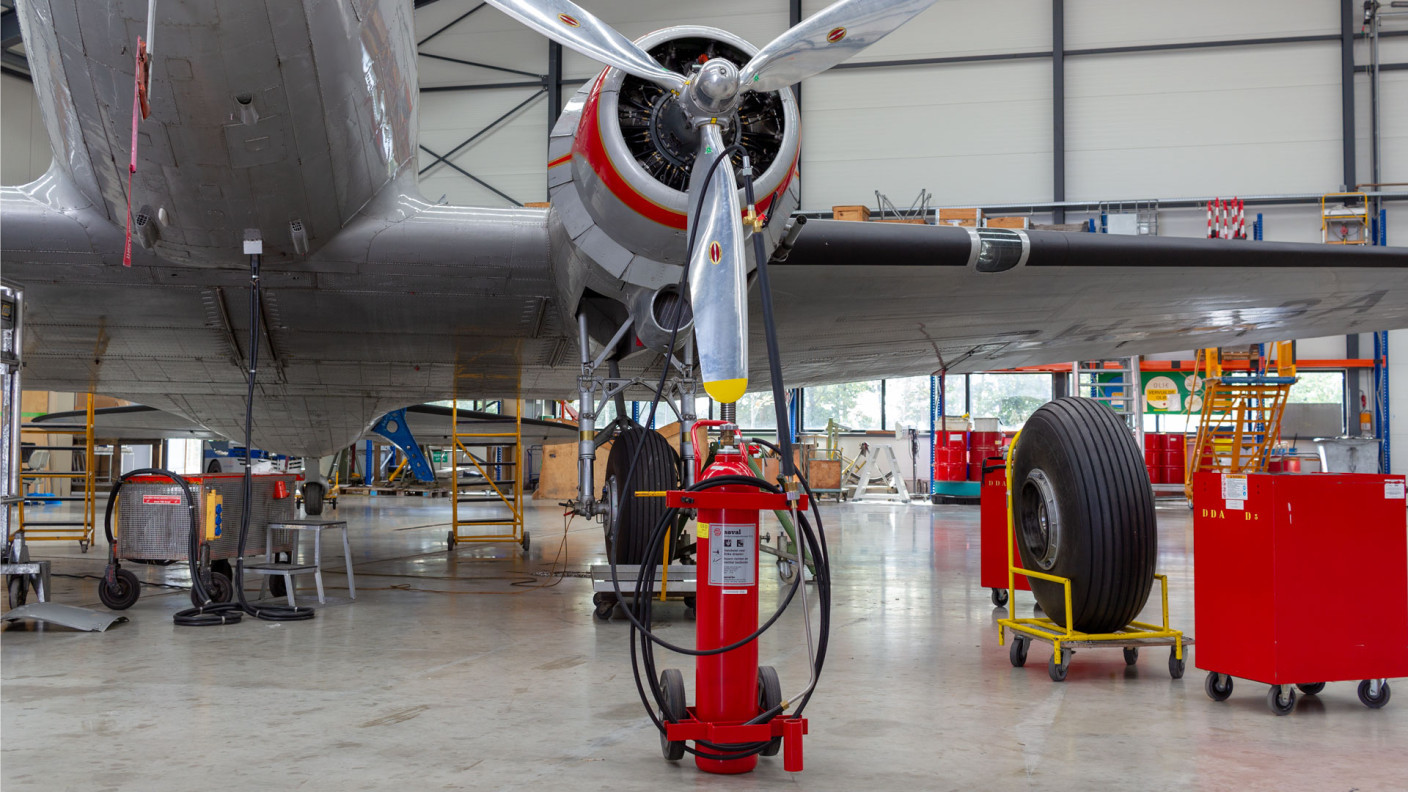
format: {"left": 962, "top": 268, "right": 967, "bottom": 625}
{"left": 757, "top": 220, "right": 1407, "bottom": 384}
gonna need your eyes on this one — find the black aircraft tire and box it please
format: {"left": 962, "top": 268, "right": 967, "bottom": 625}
{"left": 1011, "top": 397, "right": 1156, "bottom": 635}
{"left": 604, "top": 427, "right": 680, "bottom": 565}
{"left": 303, "top": 482, "right": 325, "bottom": 516}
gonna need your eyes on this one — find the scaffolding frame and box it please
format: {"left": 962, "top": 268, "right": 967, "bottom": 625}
{"left": 1183, "top": 345, "right": 1296, "bottom": 500}
{"left": 15, "top": 393, "right": 97, "bottom": 551}
{"left": 448, "top": 399, "right": 527, "bottom": 552}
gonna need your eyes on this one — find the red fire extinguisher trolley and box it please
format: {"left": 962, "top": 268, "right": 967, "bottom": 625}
{"left": 651, "top": 420, "right": 815, "bottom": 773}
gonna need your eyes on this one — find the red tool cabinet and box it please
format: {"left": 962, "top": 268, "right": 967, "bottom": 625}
{"left": 1192, "top": 471, "right": 1408, "bottom": 711}
{"left": 980, "top": 460, "right": 1029, "bottom": 606}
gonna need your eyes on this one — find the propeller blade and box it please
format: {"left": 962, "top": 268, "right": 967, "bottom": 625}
{"left": 687, "top": 125, "right": 748, "bottom": 405}
{"left": 485, "top": 0, "right": 686, "bottom": 91}
{"left": 739, "top": 0, "right": 940, "bottom": 93}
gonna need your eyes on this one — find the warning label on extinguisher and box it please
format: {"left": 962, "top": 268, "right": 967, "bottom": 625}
{"left": 708, "top": 522, "right": 756, "bottom": 588}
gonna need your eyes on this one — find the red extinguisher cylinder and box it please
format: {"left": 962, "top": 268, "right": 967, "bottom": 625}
{"left": 694, "top": 450, "right": 760, "bottom": 774}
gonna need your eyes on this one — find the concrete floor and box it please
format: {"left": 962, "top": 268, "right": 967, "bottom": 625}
{"left": 3, "top": 495, "right": 1404, "bottom": 791}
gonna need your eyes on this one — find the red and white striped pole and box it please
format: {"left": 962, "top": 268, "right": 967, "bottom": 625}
{"left": 1206, "top": 200, "right": 1215, "bottom": 239}
{"left": 1236, "top": 198, "right": 1246, "bottom": 239}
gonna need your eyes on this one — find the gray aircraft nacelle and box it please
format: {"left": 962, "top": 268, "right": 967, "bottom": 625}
{"left": 545, "top": 26, "right": 801, "bottom": 354}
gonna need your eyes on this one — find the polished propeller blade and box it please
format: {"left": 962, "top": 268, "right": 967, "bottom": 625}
{"left": 485, "top": 0, "right": 686, "bottom": 91}
{"left": 739, "top": 0, "right": 940, "bottom": 93}
{"left": 686, "top": 125, "right": 748, "bottom": 405}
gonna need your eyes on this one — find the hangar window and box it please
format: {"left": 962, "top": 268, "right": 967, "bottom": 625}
{"left": 1286, "top": 371, "right": 1344, "bottom": 404}
{"left": 804, "top": 381, "right": 880, "bottom": 431}
{"left": 969, "top": 373, "right": 1052, "bottom": 430}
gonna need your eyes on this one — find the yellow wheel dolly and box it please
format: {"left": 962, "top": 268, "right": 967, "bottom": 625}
{"left": 996, "top": 432, "right": 1190, "bottom": 682}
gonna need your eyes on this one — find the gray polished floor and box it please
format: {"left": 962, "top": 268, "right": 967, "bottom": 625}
{"left": 3, "top": 495, "right": 1404, "bottom": 790}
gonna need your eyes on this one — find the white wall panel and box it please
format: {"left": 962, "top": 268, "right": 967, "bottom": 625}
{"left": 802, "top": 0, "right": 1051, "bottom": 61}
{"left": 1, "top": 74, "right": 52, "bottom": 185}
{"left": 1066, "top": 43, "right": 1344, "bottom": 200}
{"left": 1353, "top": 37, "right": 1408, "bottom": 194}
{"left": 417, "top": 87, "right": 550, "bottom": 206}
{"left": 801, "top": 60, "right": 1052, "bottom": 209}
{"left": 1066, "top": 0, "right": 1336, "bottom": 49}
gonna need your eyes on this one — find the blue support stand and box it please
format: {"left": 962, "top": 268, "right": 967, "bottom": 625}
{"left": 1253, "top": 213, "right": 1264, "bottom": 241}
{"left": 370, "top": 408, "right": 437, "bottom": 483}
{"left": 786, "top": 388, "right": 801, "bottom": 445}
{"left": 363, "top": 440, "right": 373, "bottom": 484}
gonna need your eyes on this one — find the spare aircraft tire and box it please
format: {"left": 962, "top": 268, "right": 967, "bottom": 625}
{"left": 1010, "top": 397, "right": 1156, "bottom": 634}
{"left": 603, "top": 427, "right": 681, "bottom": 565}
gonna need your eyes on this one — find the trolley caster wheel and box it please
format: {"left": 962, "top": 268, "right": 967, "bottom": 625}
{"left": 1048, "top": 650, "right": 1072, "bottom": 682}
{"left": 1267, "top": 684, "right": 1296, "bottom": 716}
{"left": 1358, "top": 679, "right": 1390, "bottom": 709}
{"left": 1123, "top": 647, "right": 1139, "bottom": 666}
{"left": 520, "top": 531, "right": 531, "bottom": 553}
{"left": 7, "top": 574, "right": 28, "bottom": 609}
{"left": 447, "top": 530, "right": 456, "bottom": 551}
{"left": 592, "top": 592, "right": 616, "bottom": 622}
{"left": 658, "top": 668, "right": 687, "bottom": 761}
{"left": 1205, "top": 672, "right": 1233, "bottom": 702}
{"left": 78, "top": 540, "right": 90, "bottom": 554}
{"left": 778, "top": 558, "right": 798, "bottom": 585}
{"left": 1009, "top": 635, "right": 1029, "bottom": 668}
{"left": 757, "top": 666, "right": 783, "bottom": 757}
{"left": 98, "top": 568, "right": 141, "bottom": 610}
{"left": 991, "top": 588, "right": 1008, "bottom": 608}
{"left": 192, "top": 571, "right": 234, "bottom": 607}
{"left": 1168, "top": 648, "right": 1185, "bottom": 680}
{"left": 1296, "top": 682, "right": 1326, "bottom": 696}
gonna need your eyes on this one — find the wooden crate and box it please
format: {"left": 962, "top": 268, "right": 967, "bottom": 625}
{"left": 807, "top": 459, "right": 843, "bottom": 491}
{"left": 523, "top": 201, "right": 551, "bottom": 208}
{"left": 875, "top": 217, "right": 928, "bottom": 225}
{"left": 984, "top": 216, "right": 1029, "bottom": 229}
{"left": 832, "top": 205, "right": 871, "bottom": 222}
{"left": 937, "top": 207, "right": 982, "bottom": 227}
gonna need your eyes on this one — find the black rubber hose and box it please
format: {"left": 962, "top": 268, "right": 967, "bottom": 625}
{"left": 741, "top": 160, "right": 796, "bottom": 478}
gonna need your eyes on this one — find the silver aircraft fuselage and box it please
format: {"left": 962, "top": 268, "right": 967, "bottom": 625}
{"left": 21, "top": 0, "right": 419, "bottom": 265}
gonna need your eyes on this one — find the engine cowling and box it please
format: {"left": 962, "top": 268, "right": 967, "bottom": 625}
{"left": 546, "top": 26, "right": 801, "bottom": 353}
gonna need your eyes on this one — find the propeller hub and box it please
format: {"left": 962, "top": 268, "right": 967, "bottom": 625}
{"left": 685, "top": 58, "right": 741, "bottom": 118}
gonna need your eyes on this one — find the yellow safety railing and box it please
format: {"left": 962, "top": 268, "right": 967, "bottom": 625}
{"left": 449, "top": 399, "right": 526, "bottom": 550}
{"left": 14, "top": 393, "right": 97, "bottom": 551}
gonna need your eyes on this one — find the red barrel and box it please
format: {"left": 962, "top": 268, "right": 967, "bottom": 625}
{"left": 933, "top": 446, "right": 966, "bottom": 482}
{"left": 1161, "top": 464, "right": 1184, "bottom": 485}
{"left": 1146, "top": 464, "right": 1162, "bottom": 484}
{"left": 1160, "top": 447, "right": 1185, "bottom": 467}
{"left": 1146, "top": 433, "right": 1167, "bottom": 451}
{"left": 1144, "top": 447, "right": 1158, "bottom": 467}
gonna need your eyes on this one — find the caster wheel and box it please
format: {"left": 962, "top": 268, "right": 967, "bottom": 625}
{"left": 1048, "top": 650, "right": 1072, "bottom": 682}
{"left": 1168, "top": 648, "right": 1185, "bottom": 680}
{"left": 98, "top": 568, "right": 141, "bottom": 610}
{"left": 447, "top": 530, "right": 456, "bottom": 551}
{"left": 79, "top": 540, "right": 90, "bottom": 554}
{"left": 7, "top": 574, "right": 27, "bottom": 609}
{"left": 1358, "top": 680, "right": 1390, "bottom": 709}
{"left": 1009, "top": 636, "right": 1028, "bottom": 668}
{"left": 778, "top": 558, "right": 798, "bottom": 585}
{"left": 520, "top": 532, "right": 531, "bottom": 553}
{"left": 757, "top": 666, "right": 783, "bottom": 757}
{"left": 1296, "top": 682, "right": 1326, "bottom": 696}
{"left": 1123, "top": 647, "right": 1139, "bottom": 666}
{"left": 592, "top": 592, "right": 616, "bottom": 622}
{"left": 683, "top": 607, "right": 696, "bottom": 621}
{"left": 991, "top": 587, "right": 1008, "bottom": 608}
{"left": 192, "top": 571, "right": 234, "bottom": 607}
{"left": 1205, "top": 672, "right": 1233, "bottom": 702}
{"left": 659, "top": 668, "right": 687, "bottom": 761}
{"left": 1267, "top": 685, "right": 1296, "bottom": 716}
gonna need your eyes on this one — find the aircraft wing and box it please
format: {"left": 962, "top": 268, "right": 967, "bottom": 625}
{"left": 28, "top": 404, "right": 577, "bottom": 447}
{"left": 756, "top": 220, "right": 1408, "bottom": 384}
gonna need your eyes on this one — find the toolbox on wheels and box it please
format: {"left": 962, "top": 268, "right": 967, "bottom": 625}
{"left": 1192, "top": 471, "right": 1408, "bottom": 715}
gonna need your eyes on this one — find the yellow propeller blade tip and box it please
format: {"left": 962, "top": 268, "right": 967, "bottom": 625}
{"left": 704, "top": 378, "right": 747, "bottom": 405}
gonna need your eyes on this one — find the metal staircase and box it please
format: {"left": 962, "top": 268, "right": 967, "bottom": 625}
{"left": 448, "top": 400, "right": 528, "bottom": 553}
{"left": 1075, "top": 357, "right": 1144, "bottom": 446}
{"left": 1183, "top": 344, "right": 1297, "bottom": 499}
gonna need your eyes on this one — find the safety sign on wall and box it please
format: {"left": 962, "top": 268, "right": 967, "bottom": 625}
{"left": 1096, "top": 371, "right": 1206, "bottom": 414}
{"left": 707, "top": 522, "right": 756, "bottom": 588}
